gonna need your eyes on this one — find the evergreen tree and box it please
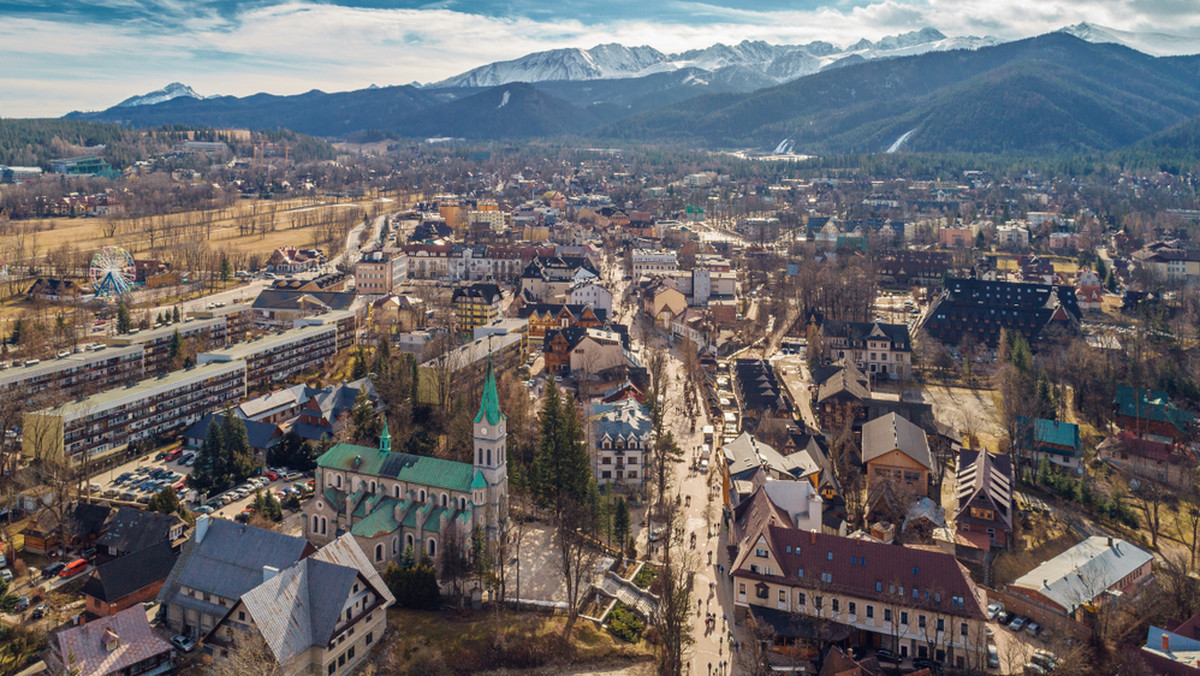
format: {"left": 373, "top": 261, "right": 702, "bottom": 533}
{"left": 116, "top": 301, "right": 132, "bottom": 334}
{"left": 350, "top": 348, "right": 369, "bottom": 380}
{"left": 221, "top": 411, "right": 259, "bottom": 484}
{"left": 147, "top": 486, "right": 181, "bottom": 515}
{"left": 172, "top": 305, "right": 181, "bottom": 323}
{"left": 614, "top": 497, "right": 631, "bottom": 552}
{"left": 252, "top": 489, "right": 283, "bottom": 521}
{"left": 9, "top": 318, "right": 21, "bottom": 345}
{"left": 192, "top": 422, "right": 225, "bottom": 493}
{"left": 349, "top": 389, "right": 382, "bottom": 445}
{"left": 219, "top": 256, "right": 232, "bottom": 282}
{"left": 167, "top": 329, "right": 184, "bottom": 369}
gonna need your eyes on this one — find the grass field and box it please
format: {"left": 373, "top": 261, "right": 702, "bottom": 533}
{"left": 0, "top": 189, "right": 408, "bottom": 262}
{"left": 379, "top": 607, "right": 653, "bottom": 675}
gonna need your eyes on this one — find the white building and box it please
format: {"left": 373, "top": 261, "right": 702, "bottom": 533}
{"left": 632, "top": 249, "right": 678, "bottom": 277}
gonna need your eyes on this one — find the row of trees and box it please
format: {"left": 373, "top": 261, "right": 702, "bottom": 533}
{"left": 190, "top": 411, "right": 260, "bottom": 496}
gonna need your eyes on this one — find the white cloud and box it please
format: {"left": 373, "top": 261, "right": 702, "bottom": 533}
{"left": 2, "top": 0, "right": 1200, "bottom": 116}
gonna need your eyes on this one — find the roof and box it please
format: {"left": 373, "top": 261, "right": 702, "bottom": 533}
{"left": 738, "top": 527, "right": 986, "bottom": 620}
{"left": 861, "top": 413, "right": 932, "bottom": 469}
{"left": 73, "top": 503, "right": 114, "bottom": 540}
{"left": 821, "top": 320, "right": 911, "bottom": 351}
{"left": 317, "top": 443, "right": 477, "bottom": 493}
{"left": 311, "top": 534, "right": 396, "bottom": 606}
{"left": 239, "top": 557, "right": 358, "bottom": 665}
{"left": 185, "top": 413, "right": 281, "bottom": 450}
{"left": 920, "top": 278, "right": 1081, "bottom": 346}
{"left": 954, "top": 449, "right": 1013, "bottom": 530}
{"left": 1114, "top": 385, "right": 1194, "bottom": 435}
{"left": 237, "top": 388, "right": 299, "bottom": 418}
{"left": 158, "top": 517, "right": 312, "bottom": 606}
{"left": 51, "top": 606, "right": 172, "bottom": 676}
{"left": 817, "top": 363, "right": 870, "bottom": 403}
{"left": 31, "top": 360, "right": 245, "bottom": 419}
{"left": 251, "top": 288, "right": 357, "bottom": 312}
{"left": 1010, "top": 536, "right": 1153, "bottom": 614}
{"left": 475, "top": 359, "right": 504, "bottom": 426}
{"left": 82, "top": 541, "right": 177, "bottom": 603}
{"left": 588, "top": 398, "right": 653, "bottom": 441}
{"left": 1017, "top": 416, "right": 1081, "bottom": 453}
{"left": 721, "top": 432, "right": 809, "bottom": 481}
{"left": 452, "top": 282, "right": 502, "bottom": 304}
{"left": 97, "top": 507, "right": 181, "bottom": 555}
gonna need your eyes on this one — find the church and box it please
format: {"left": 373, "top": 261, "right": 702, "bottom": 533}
{"left": 302, "top": 360, "right": 508, "bottom": 570}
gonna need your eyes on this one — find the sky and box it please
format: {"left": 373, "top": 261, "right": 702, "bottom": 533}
{"left": 3, "top": 0, "right": 1200, "bottom": 117}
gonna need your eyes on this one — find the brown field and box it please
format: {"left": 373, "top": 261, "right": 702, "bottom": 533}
{"left": 0, "top": 189, "right": 408, "bottom": 262}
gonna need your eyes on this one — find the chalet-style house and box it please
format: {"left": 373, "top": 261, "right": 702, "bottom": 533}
{"left": 83, "top": 541, "right": 178, "bottom": 617}
{"left": 734, "top": 359, "right": 792, "bottom": 433}
{"left": 517, "top": 303, "right": 606, "bottom": 339}
{"left": 1016, "top": 416, "right": 1082, "bottom": 470}
{"left": 953, "top": 449, "right": 1014, "bottom": 550}
{"left": 732, "top": 528, "right": 989, "bottom": 667}
{"left": 27, "top": 278, "right": 85, "bottom": 302}
{"left": 818, "top": 321, "right": 912, "bottom": 380}
{"left": 920, "top": 278, "right": 1081, "bottom": 349}
{"left": 303, "top": 363, "right": 509, "bottom": 567}
{"left": 874, "top": 250, "right": 951, "bottom": 288}
{"left": 1008, "top": 536, "right": 1152, "bottom": 620}
{"left": 1114, "top": 385, "right": 1195, "bottom": 443}
{"left": 862, "top": 413, "right": 932, "bottom": 499}
{"left": 204, "top": 534, "right": 393, "bottom": 675}
{"left": 816, "top": 362, "right": 870, "bottom": 432}
{"left": 47, "top": 606, "right": 174, "bottom": 676}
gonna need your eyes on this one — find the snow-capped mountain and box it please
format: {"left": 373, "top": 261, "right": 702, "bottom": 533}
{"left": 114, "top": 82, "right": 205, "bottom": 108}
{"left": 1056, "top": 22, "right": 1200, "bottom": 57}
{"left": 429, "top": 28, "right": 1000, "bottom": 89}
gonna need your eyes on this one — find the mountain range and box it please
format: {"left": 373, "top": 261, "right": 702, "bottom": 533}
{"left": 66, "top": 24, "right": 1200, "bottom": 155}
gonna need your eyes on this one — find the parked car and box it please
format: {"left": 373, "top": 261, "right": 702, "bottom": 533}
{"left": 1023, "top": 663, "right": 1047, "bottom": 675}
{"left": 875, "top": 648, "right": 899, "bottom": 663}
{"left": 986, "top": 603, "right": 1003, "bottom": 621}
{"left": 170, "top": 635, "right": 196, "bottom": 653}
{"left": 15, "top": 596, "right": 29, "bottom": 611}
{"left": 81, "top": 546, "right": 97, "bottom": 560}
{"left": 0, "top": 568, "right": 11, "bottom": 582}
{"left": 195, "top": 505, "right": 214, "bottom": 515}
{"left": 1031, "top": 650, "right": 1058, "bottom": 671}
{"left": 1025, "top": 621, "right": 1043, "bottom": 637}
{"left": 31, "top": 603, "right": 48, "bottom": 619}
{"left": 1008, "top": 615, "right": 1028, "bottom": 631}
{"left": 987, "top": 644, "right": 1000, "bottom": 669}
{"left": 265, "top": 471, "right": 279, "bottom": 481}
{"left": 41, "top": 562, "right": 64, "bottom": 578}
{"left": 997, "top": 611, "right": 1013, "bottom": 625}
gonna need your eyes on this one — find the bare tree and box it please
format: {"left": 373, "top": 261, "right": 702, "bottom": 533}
{"left": 652, "top": 500, "right": 695, "bottom": 676}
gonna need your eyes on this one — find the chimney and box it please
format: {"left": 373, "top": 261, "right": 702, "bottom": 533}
{"left": 810, "top": 531, "right": 817, "bottom": 545}
{"left": 855, "top": 537, "right": 862, "bottom": 546}
{"left": 1162, "top": 633, "right": 1170, "bottom": 652}
{"left": 1107, "top": 536, "right": 1114, "bottom": 547}
{"left": 263, "top": 565, "right": 279, "bottom": 583}
{"left": 194, "top": 515, "right": 211, "bottom": 544}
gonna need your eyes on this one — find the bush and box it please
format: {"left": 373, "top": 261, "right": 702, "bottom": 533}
{"left": 632, "top": 564, "right": 658, "bottom": 589}
{"left": 606, "top": 602, "right": 644, "bottom": 643}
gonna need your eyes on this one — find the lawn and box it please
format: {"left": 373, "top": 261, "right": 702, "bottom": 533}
{"left": 379, "top": 607, "right": 653, "bottom": 675}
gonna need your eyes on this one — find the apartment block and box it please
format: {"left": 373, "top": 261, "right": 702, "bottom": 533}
{"left": 102, "top": 317, "right": 228, "bottom": 376}
{"left": 631, "top": 249, "right": 678, "bottom": 277}
{"left": 354, "top": 250, "right": 408, "bottom": 296}
{"left": 23, "top": 360, "right": 247, "bottom": 465}
{"left": 197, "top": 323, "right": 338, "bottom": 391}
{"left": 0, "top": 344, "right": 144, "bottom": 409}
{"left": 190, "top": 303, "right": 255, "bottom": 344}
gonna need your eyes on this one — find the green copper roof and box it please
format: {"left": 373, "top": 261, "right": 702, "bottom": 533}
{"left": 471, "top": 470, "right": 488, "bottom": 490}
{"left": 350, "top": 496, "right": 401, "bottom": 538}
{"left": 474, "top": 357, "right": 504, "bottom": 426}
{"left": 316, "top": 443, "right": 476, "bottom": 493}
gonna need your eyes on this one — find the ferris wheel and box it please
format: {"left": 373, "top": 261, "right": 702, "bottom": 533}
{"left": 89, "top": 246, "right": 135, "bottom": 301}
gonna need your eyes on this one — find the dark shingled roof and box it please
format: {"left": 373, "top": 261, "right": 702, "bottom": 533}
{"left": 920, "top": 278, "right": 1081, "bottom": 347}
{"left": 97, "top": 507, "right": 181, "bottom": 555}
{"left": 82, "top": 541, "right": 177, "bottom": 603}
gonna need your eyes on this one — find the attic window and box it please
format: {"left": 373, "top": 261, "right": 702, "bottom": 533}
{"left": 912, "top": 566, "right": 919, "bottom": 576}
{"left": 827, "top": 552, "right": 833, "bottom": 560}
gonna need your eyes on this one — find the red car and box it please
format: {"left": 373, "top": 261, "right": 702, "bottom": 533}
{"left": 265, "top": 471, "right": 279, "bottom": 481}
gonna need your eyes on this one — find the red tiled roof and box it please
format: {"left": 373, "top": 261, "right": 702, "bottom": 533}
{"left": 747, "top": 527, "right": 986, "bottom": 619}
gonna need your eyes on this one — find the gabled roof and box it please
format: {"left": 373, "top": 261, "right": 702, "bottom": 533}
{"left": 1011, "top": 536, "right": 1153, "bottom": 614}
{"left": 158, "top": 517, "right": 312, "bottom": 607}
{"left": 1114, "top": 385, "right": 1194, "bottom": 435}
{"left": 737, "top": 527, "right": 986, "bottom": 619}
{"left": 316, "top": 443, "right": 476, "bottom": 493}
{"left": 954, "top": 449, "right": 1013, "bottom": 530}
{"left": 97, "top": 506, "right": 182, "bottom": 555}
{"left": 1017, "top": 416, "right": 1081, "bottom": 452}
{"left": 239, "top": 557, "right": 359, "bottom": 665}
{"left": 721, "top": 432, "right": 809, "bottom": 480}
{"left": 51, "top": 606, "right": 172, "bottom": 676}
{"left": 82, "top": 540, "right": 177, "bottom": 603}
{"left": 861, "top": 413, "right": 931, "bottom": 469}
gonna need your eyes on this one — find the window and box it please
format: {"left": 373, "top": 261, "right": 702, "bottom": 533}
{"left": 848, "top": 602, "right": 856, "bottom": 615}
{"left": 366, "top": 632, "right": 373, "bottom": 646}
{"left": 832, "top": 599, "right": 839, "bottom": 613}
{"left": 338, "top": 654, "right": 345, "bottom": 667}
{"left": 797, "top": 593, "right": 806, "bottom": 607}
{"left": 918, "top": 615, "right": 926, "bottom": 628}
{"left": 866, "top": 605, "right": 874, "bottom": 619}
{"left": 375, "top": 544, "right": 383, "bottom": 562}
{"left": 755, "top": 547, "right": 768, "bottom": 558}
{"left": 937, "top": 618, "right": 945, "bottom": 632}
{"left": 348, "top": 647, "right": 355, "bottom": 660}
{"left": 901, "top": 612, "right": 909, "bottom": 625}
{"left": 876, "top": 582, "right": 883, "bottom": 592}
{"left": 328, "top": 664, "right": 335, "bottom": 675}
{"left": 738, "top": 583, "right": 746, "bottom": 596}
{"left": 960, "top": 622, "right": 969, "bottom": 636}
{"left": 755, "top": 584, "right": 768, "bottom": 600}
{"left": 884, "top": 609, "right": 892, "bottom": 622}
{"left": 428, "top": 539, "right": 436, "bottom": 557}
{"left": 820, "top": 572, "right": 832, "bottom": 583}
{"left": 797, "top": 568, "right": 804, "bottom": 578}
{"left": 238, "top": 611, "right": 245, "bottom": 621}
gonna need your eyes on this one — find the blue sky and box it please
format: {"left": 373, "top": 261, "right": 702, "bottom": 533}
{"left": 2, "top": 0, "right": 1199, "bottom": 117}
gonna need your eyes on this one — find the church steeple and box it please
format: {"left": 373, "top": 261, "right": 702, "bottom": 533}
{"left": 379, "top": 419, "right": 391, "bottom": 453}
{"left": 475, "top": 356, "right": 503, "bottom": 426}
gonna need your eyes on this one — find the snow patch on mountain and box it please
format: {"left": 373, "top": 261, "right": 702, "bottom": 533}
{"left": 429, "top": 28, "right": 1001, "bottom": 90}
{"left": 1056, "top": 22, "right": 1200, "bottom": 57}
{"left": 115, "top": 82, "right": 205, "bottom": 108}
{"left": 498, "top": 90, "right": 510, "bottom": 109}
